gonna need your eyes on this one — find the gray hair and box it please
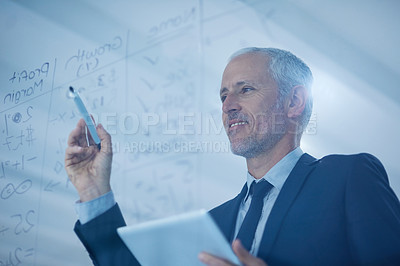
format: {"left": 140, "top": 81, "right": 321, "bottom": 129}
{"left": 229, "top": 47, "right": 313, "bottom": 135}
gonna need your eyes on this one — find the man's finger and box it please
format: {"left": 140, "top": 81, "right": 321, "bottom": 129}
{"left": 67, "top": 119, "right": 88, "bottom": 147}
{"left": 232, "top": 240, "right": 267, "bottom": 266}
{"left": 64, "top": 145, "right": 95, "bottom": 167}
{"left": 232, "top": 240, "right": 250, "bottom": 260}
{"left": 96, "top": 123, "right": 112, "bottom": 154}
{"left": 198, "top": 252, "right": 234, "bottom": 266}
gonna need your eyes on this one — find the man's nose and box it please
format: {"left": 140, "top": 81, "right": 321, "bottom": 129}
{"left": 222, "top": 94, "right": 241, "bottom": 114}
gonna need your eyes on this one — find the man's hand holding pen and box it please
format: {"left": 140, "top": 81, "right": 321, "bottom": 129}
{"left": 65, "top": 118, "right": 112, "bottom": 202}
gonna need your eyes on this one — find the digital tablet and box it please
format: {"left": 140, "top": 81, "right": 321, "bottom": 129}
{"left": 117, "top": 209, "right": 241, "bottom": 266}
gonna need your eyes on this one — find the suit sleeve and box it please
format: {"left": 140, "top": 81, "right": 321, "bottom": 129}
{"left": 74, "top": 203, "right": 141, "bottom": 266}
{"left": 345, "top": 153, "right": 400, "bottom": 265}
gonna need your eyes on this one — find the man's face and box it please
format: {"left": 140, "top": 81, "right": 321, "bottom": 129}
{"left": 220, "top": 53, "right": 287, "bottom": 158}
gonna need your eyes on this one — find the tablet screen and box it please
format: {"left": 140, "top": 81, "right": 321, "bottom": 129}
{"left": 117, "top": 209, "right": 240, "bottom": 266}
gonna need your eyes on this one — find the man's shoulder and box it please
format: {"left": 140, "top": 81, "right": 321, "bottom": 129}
{"left": 311, "top": 152, "right": 384, "bottom": 169}
{"left": 318, "top": 152, "right": 379, "bottom": 161}
{"left": 305, "top": 152, "right": 388, "bottom": 184}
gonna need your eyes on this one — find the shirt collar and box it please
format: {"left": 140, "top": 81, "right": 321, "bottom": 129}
{"left": 245, "top": 147, "right": 304, "bottom": 198}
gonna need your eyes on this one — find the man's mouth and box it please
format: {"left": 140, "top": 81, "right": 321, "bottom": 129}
{"left": 229, "top": 121, "right": 248, "bottom": 128}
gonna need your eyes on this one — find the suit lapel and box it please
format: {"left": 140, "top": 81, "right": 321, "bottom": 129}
{"left": 257, "top": 153, "right": 318, "bottom": 259}
{"left": 210, "top": 183, "right": 248, "bottom": 242}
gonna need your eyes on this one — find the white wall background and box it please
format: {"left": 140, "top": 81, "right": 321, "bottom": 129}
{"left": 0, "top": 0, "right": 399, "bottom": 265}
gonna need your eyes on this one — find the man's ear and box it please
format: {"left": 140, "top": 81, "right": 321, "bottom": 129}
{"left": 287, "top": 85, "right": 308, "bottom": 118}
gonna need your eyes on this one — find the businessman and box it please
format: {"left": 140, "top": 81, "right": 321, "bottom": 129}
{"left": 65, "top": 47, "right": 400, "bottom": 265}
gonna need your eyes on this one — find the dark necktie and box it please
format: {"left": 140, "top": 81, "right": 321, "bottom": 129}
{"left": 236, "top": 180, "right": 273, "bottom": 251}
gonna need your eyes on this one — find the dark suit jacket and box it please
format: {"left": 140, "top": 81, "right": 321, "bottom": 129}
{"left": 74, "top": 153, "right": 400, "bottom": 265}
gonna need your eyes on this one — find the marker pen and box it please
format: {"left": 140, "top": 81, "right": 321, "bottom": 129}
{"left": 69, "top": 86, "right": 101, "bottom": 150}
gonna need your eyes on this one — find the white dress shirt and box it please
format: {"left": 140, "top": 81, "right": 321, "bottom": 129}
{"left": 234, "top": 147, "right": 303, "bottom": 255}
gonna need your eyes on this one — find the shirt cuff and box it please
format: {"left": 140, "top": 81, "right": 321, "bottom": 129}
{"left": 74, "top": 191, "right": 116, "bottom": 224}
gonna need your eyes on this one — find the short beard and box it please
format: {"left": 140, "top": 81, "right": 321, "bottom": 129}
{"left": 230, "top": 100, "right": 287, "bottom": 159}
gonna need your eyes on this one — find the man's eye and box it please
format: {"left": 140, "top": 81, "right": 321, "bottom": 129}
{"left": 221, "top": 95, "right": 227, "bottom": 102}
{"left": 242, "top": 87, "right": 253, "bottom": 93}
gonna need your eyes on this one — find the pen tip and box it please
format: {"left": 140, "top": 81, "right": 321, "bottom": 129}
{"left": 69, "top": 86, "right": 74, "bottom": 93}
